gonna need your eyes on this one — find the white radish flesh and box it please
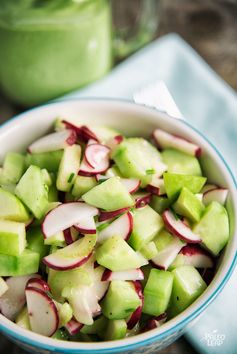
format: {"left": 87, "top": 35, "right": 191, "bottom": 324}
{"left": 98, "top": 212, "right": 133, "bottom": 243}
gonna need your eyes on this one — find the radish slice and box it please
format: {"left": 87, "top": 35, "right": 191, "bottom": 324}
{"left": 147, "top": 178, "right": 166, "bottom": 196}
{"left": 85, "top": 143, "right": 110, "bottom": 170}
{"left": 134, "top": 193, "right": 151, "bottom": 208}
{"left": 65, "top": 318, "right": 83, "bottom": 335}
{"left": 62, "top": 121, "right": 99, "bottom": 143}
{"left": 127, "top": 281, "right": 144, "bottom": 330}
{"left": 93, "top": 266, "right": 109, "bottom": 301}
{"left": 79, "top": 156, "right": 110, "bottom": 176}
{"left": 141, "top": 313, "right": 167, "bottom": 332}
{"left": 0, "top": 274, "right": 40, "bottom": 321}
{"left": 177, "top": 245, "right": 214, "bottom": 268}
{"left": 26, "top": 287, "right": 59, "bottom": 337}
{"left": 43, "top": 235, "right": 95, "bottom": 271}
{"left": 42, "top": 202, "right": 98, "bottom": 239}
{"left": 98, "top": 212, "right": 133, "bottom": 243}
{"left": 28, "top": 130, "right": 77, "bottom": 154}
{"left": 151, "top": 237, "right": 186, "bottom": 270}
{"left": 63, "top": 227, "right": 79, "bottom": 245}
{"left": 203, "top": 188, "right": 228, "bottom": 206}
{"left": 26, "top": 278, "right": 51, "bottom": 293}
{"left": 120, "top": 178, "right": 141, "bottom": 194}
{"left": 162, "top": 210, "right": 201, "bottom": 243}
{"left": 95, "top": 174, "right": 108, "bottom": 182}
{"left": 201, "top": 184, "right": 217, "bottom": 193}
{"left": 106, "top": 135, "right": 124, "bottom": 150}
{"left": 153, "top": 129, "right": 201, "bottom": 157}
{"left": 98, "top": 207, "right": 130, "bottom": 222}
{"left": 101, "top": 269, "right": 144, "bottom": 282}
{"left": 74, "top": 217, "right": 97, "bottom": 234}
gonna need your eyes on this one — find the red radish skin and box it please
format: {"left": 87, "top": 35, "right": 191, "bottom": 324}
{"left": 0, "top": 274, "right": 40, "bottom": 321}
{"left": 98, "top": 212, "right": 133, "bottom": 243}
{"left": 65, "top": 318, "right": 83, "bottom": 335}
{"left": 26, "top": 287, "right": 59, "bottom": 337}
{"left": 101, "top": 269, "right": 144, "bottom": 282}
{"left": 134, "top": 194, "right": 151, "bottom": 208}
{"left": 106, "top": 135, "right": 124, "bottom": 150}
{"left": 141, "top": 313, "right": 167, "bottom": 333}
{"left": 42, "top": 202, "right": 98, "bottom": 239}
{"left": 78, "top": 156, "right": 110, "bottom": 176}
{"left": 178, "top": 245, "right": 214, "bottom": 268}
{"left": 203, "top": 188, "right": 228, "bottom": 206}
{"left": 43, "top": 251, "right": 93, "bottom": 271}
{"left": 28, "top": 130, "right": 77, "bottom": 154}
{"left": 74, "top": 217, "right": 97, "bottom": 235}
{"left": 153, "top": 129, "right": 201, "bottom": 157}
{"left": 120, "top": 178, "right": 141, "bottom": 194}
{"left": 85, "top": 143, "right": 110, "bottom": 169}
{"left": 25, "top": 217, "right": 35, "bottom": 230}
{"left": 162, "top": 210, "right": 201, "bottom": 243}
{"left": 26, "top": 278, "right": 51, "bottom": 293}
{"left": 201, "top": 184, "right": 217, "bottom": 193}
{"left": 127, "top": 281, "right": 144, "bottom": 330}
{"left": 98, "top": 207, "right": 130, "bottom": 222}
{"left": 63, "top": 228, "right": 75, "bottom": 245}
{"left": 62, "top": 121, "right": 99, "bottom": 143}
{"left": 146, "top": 178, "right": 166, "bottom": 196}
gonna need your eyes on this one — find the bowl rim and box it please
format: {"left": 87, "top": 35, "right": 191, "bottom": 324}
{"left": 0, "top": 97, "right": 237, "bottom": 353}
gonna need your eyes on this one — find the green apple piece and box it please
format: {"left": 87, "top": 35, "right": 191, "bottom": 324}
{"left": 26, "top": 226, "right": 50, "bottom": 261}
{"left": 56, "top": 145, "right": 81, "bottom": 192}
{"left": 0, "top": 187, "right": 30, "bottom": 222}
{"left": 48, "top": 266, "right": 93, "bottom": 302}
{"left": 173, "top": 187, "right": 205, "bottom": 222}
{"left": 16, "top": 307, "right": 31, "bottom": 330}
{"left": 81, "top": 316, "right": 107, "bottom": 336}
{"left": 54, "top": 301, "right": 73, "bottom": 327}
{"left": 129, "top": 205, "right": 163, "bottom": 251}
{"left": 105, "top": 319, "right": 127, "bottom": 340}
{"left": 0, "top": 220, "right": 26, "bottom": 256}
{"left": 112, "top": 138, "right": 165, "bottom": 187}
{"left": 72, "top": 176, "right": 97, "bottom": 198}
{"left": 15, "top": 165, "right": 49, "bottom": 219}
{"left": 143, "top": 269, "right": 173, "bottom": 316}
{"left": 102, "top": 281, "right": 141, "bottom": 320}
{"left": 193, "top": 201, "right": 229, "bottom": 256}
{"left": 96, "top": 236, "right": 147, "bottom": 271}
{"left": 161, "top": 148, "right": 202, "bottom": 176}
{"left": 0, "top": 276, "right": 8, "bottom": 297}
{"left": 150, "top": 195, "right": 171, "bottom": 214}
{"left": 170, "top": 265, "right": 207, "bottom": 317}
{"left": 0, "top": 152, "right": 26, "bottom": 184}
{"left": 82, "top": 177, "right": 134, "bottom": 211}
{"left": 26, "top": 150, "right": 63, "bottom": 172}
{"left": 163, "top": 172, "right": 206, "bottom": 200}
{"left": 140, "top": 241, "right": 158, "bottom": 260}
{"left": 0, "top": 249, "right": 40, "bottom": 276}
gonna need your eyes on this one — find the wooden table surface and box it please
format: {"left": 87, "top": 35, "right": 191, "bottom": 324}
{"left": 1, "top": 0, "right": 237, "bottom": 353}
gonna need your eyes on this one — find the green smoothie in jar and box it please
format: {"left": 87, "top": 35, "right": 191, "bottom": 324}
{"left": 0, "top": 0, "right": 112, "bottom": 106}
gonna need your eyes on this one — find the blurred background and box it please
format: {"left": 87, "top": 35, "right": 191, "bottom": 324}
{"left": 0, "top": 1, "right": 237, "bottom": 353}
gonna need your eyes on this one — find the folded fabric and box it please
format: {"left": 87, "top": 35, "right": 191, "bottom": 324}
{"left": 63, "top": 33, "right": 237, "bottom": 354}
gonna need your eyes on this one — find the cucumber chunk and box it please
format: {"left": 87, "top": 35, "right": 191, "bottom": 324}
{"left": 173, "top": 187, "right": 205, "bottom": 222}
{"left": 0, "top": 220, "right": 26, "bottom": 256}
{"left": 0, "top": 152, "right": 26, "bottom": 184}
{"left": 164, "top": 172, "right": 206, "bottom": 200}
{"left": 150, "top": 195, "right": 171, "bottom": 214}
{"left": 105, "top": 319, "right": 127, "bottom": 340}
{"left": 0, "top": 187, "right": 30, "bottom": 222}
{"left": 26, "top": 226, "right": 50, "bottom": 261}
{"left": 26, "top": 150, "right": 63, "bottom": 172}
{"left": 193, "top": 201, "right": 229, "bottom": 256}
{"left": 112, "top": 138, "right": 165, "bottom": 187}
{"left": 56, "top": 145, "right": 81, "bottom": 192}
{"left": 129, "top": 205, "right": 163, "bottom": 251}
{"left": 16, "top": 307, "right": 31, "bottom": 330}
{"left": 72, "top": 176, "right": 97, "bottom": 198}
{"left": 143, "top": 269, "right": 173, "bottom": 316}
{"left": 82, "top": 177, "right": 134, "bottom": 211}
{"left": 102, "top": 281, "right": 141, "bottom": 320}
{"left": 170, "top": 265, "right": 207, "bottom": 317}
{"left": 0, "top": 249, "right": 40, "bottom": 276}
{"left": 15, "top": 165, "right": 49, "bottom": 219}
{"left": 96, "top": 236, "right": 146, "bottom": 271}
{"left": 161, "top": 148, "right": 202, "bottom": 176}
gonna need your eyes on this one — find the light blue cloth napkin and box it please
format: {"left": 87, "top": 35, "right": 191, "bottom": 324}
{"left": 63, "top": 33, "right": 237, "bottom": 354}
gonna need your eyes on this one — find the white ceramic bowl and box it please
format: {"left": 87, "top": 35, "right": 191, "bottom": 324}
{"left": 0, "top": 99, "right": 236, "bottom": 354}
